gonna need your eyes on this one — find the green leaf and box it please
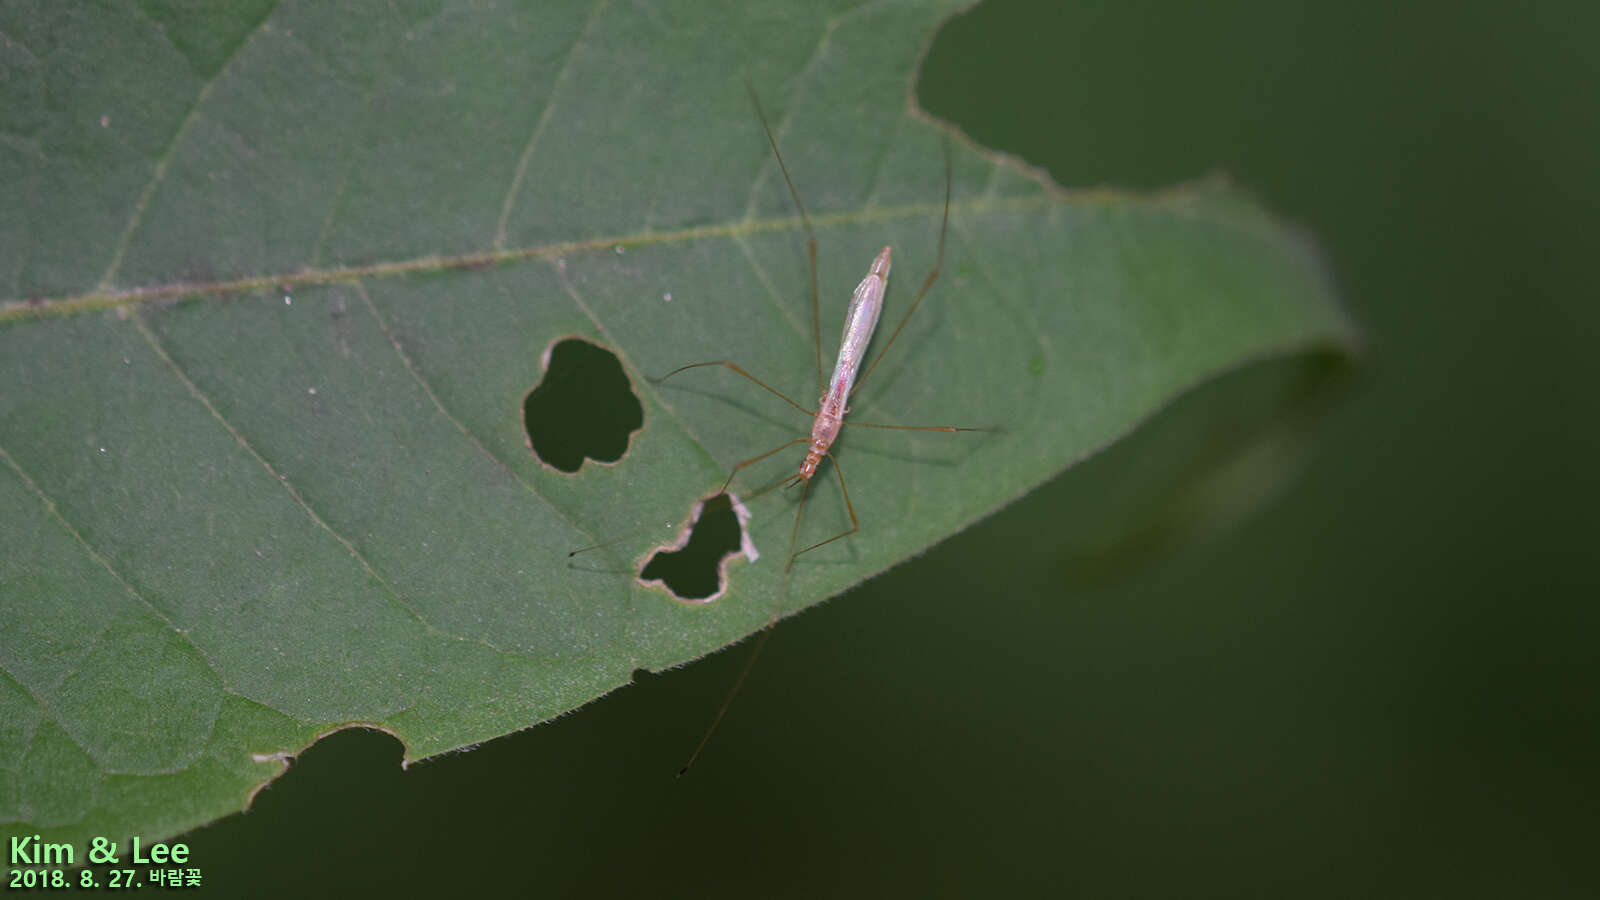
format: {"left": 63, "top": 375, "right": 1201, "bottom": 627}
{"left": 0, "top": 0, "right": 1357, "bottom": 848}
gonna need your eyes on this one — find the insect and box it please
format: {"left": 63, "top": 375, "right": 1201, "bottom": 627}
{"left": 654, "top": 83, "right": 980, "bottom": 575}
{"left": 656, "top": 84, "right": 983, "bottom": 773}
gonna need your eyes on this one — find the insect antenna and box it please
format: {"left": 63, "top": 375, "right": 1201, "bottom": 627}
{"left": 746, "top": 77, "right": 825, "bottom": 398}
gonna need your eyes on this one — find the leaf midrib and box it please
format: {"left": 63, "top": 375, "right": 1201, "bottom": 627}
{"left": 4, "top": 194, "right": 1025, "bottom": 319}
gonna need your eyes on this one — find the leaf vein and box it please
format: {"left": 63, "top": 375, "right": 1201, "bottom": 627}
{"left": 732, "top": 232, "right": 814, "bottom": 357}
{"left": 95, "top": 5, "right": 278, "bottom": 291}
{"left": 351, "top": 280, "right": 608, "bottom": 568}
{"left": 947, "top": 214, "right": 1048, "bottom": 431}
{"left": 741, "top": 15, "right": 842, "bottom": 222}
{"left": 858, "top": 109, "right": 910, "bottom": 211}
{"left": 128, "top": 310, "right": 514, "bottom": 658}
{"left": 0, "top": 26, "right": 39, "bottom": 64}
{"left": 10, "top": 172, "right": 1269, "bottom": 325}
{"left": 0, "top": 443, "right": 227, "bottom": 774}
{"left": 0, "top": 651, "right": 101, "bottom": 778}
{"left": 0, "top": 441, "right": 230, "bottom": 689}
{"left": 494, "top": 0, "right": 611, "bottom": 250}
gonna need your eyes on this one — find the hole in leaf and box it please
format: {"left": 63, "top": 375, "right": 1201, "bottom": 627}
{"left": 640, "top": 493, "right": 756, "bottom": 603}
{"left": 523, "top": 338, "right": 643, "bottom": 473}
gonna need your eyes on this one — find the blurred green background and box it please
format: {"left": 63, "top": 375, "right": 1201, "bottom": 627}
{"left": 187, "top": 1, "right": 1597, "bottom": 895}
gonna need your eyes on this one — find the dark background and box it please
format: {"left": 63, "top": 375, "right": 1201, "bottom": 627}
{"left": 188, "top": 1, "right": 1598, "bottom": 895}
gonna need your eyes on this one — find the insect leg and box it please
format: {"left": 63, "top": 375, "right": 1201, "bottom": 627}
{"left": 651, "top": 360, "right": 815, "bottom": 416}
{"left": 842, "top": 420, "right": 989, "bottom": 433}
{"left": 719, "top": 437, "right": 808, "bottom": 493}
{"left": 789, "top": 451, "right": 860, "bottom": 566}
{"left": 746, "top": 80, "right": 824, "bottom": 398}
